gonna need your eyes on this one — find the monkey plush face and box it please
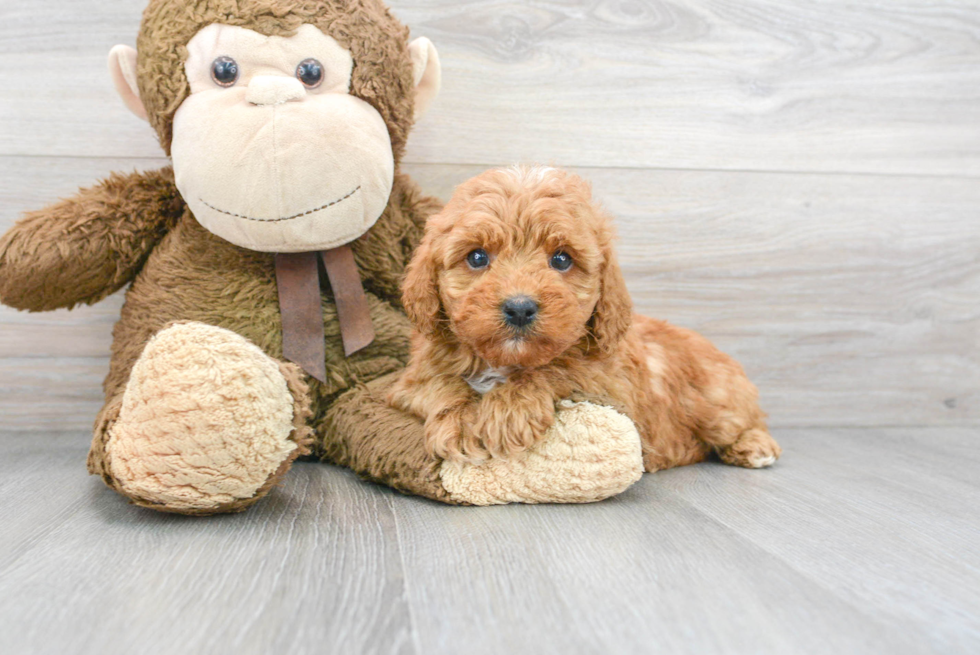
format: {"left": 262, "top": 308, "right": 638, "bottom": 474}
{"left": 109, "top": 0, "right": 440, "bottom": 254}
{"left": 171, "top": 24, "right": 394, "bottom": 252}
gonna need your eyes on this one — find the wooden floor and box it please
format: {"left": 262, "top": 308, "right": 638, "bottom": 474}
{"left": 1, "top": 0, "right": 978, "bottom": 653}
{"left": 0, "top": 428, "right": 977, "bottom": 655}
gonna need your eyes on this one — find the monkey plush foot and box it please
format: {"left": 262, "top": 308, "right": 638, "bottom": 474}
{"left": 438, "top": 400, "right": 643, "bottom": 505}
{"left": 319, "top": 377, "right": 642, "bottom": 506}
{"left": 101, "top": 322, "right": 312, "bottom": 514}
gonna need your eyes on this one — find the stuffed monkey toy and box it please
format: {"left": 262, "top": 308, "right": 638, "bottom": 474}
{"left": 0, "top": 0, "right": 644, "bottom": 515}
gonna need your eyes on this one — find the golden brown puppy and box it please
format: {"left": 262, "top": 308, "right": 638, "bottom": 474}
{"left": 388, "top": 166, "right": 781, "bottom": 472}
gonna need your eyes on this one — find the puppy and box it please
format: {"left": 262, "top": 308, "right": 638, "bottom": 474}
{"left": 388, "top": 166, "right": 781, "bottom": 472}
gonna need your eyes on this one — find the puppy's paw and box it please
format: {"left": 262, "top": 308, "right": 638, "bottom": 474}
{"left": 424, "top": 406, "right": 489, "bottom": 465}
{"left": 717, "top": 428, "right": 782, "bottom": 468}
{"left": 475, "top": 393, "right": 555, "bottom": 460}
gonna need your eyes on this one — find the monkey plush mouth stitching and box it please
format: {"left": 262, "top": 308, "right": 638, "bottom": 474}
{"left": 199, "top": 186, "right": 362, "bottom": 223}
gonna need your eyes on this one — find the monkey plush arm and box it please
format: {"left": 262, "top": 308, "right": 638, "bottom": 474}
{"left": 0, "top": 167, "right": 184, "bottom": 312}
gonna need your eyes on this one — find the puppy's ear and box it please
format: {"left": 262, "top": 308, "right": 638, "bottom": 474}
{"left": 402, "top": 235, "right": 442, "bottom": 336}
{"left": 591, "top": 245, "right": 633, "bottom": 355}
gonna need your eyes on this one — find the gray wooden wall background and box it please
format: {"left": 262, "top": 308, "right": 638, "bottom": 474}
{"left": 1, "top": 0, "right": 977, "bottom": 432}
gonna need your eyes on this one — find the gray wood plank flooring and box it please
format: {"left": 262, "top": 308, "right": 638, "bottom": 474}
{"left": 0, "top": 429, "right": 976, "bottom": 655}
{"left": 0, "top": 434, "right": 414, "bottom": 655}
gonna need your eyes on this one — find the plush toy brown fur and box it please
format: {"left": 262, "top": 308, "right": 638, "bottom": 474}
{"left": 0, "top": 0, "right": 648, "bottom": 514}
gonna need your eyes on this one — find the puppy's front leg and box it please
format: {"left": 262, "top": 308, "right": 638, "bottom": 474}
{"left": 388, "top": 374, "right": 486, "bottom": 464}
{"left": 474, "top": 369, "right": 556, "bottom": 460}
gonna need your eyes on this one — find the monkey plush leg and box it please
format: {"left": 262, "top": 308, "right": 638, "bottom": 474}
{"left": 319, "top": 375, "right": 644, "bottom": 506}
{"left": 87, "top": 322, "right": 313, "bottom": 515}
{"left": 318, "top": 374, "right": 456, "bottom": 503}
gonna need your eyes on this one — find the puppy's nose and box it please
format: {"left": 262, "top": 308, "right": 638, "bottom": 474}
{"left": 502, "top": 296, "right": 539, "bottom": 329}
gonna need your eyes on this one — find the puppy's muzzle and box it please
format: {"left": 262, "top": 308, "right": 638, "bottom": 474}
{"left": 502, "top": 296, "right": 538, "bottom": 330}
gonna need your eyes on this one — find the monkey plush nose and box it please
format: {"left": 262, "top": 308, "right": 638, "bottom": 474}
{"left": 502, "top": 296, "right": 539, "bottom": 329}
{"left": 246, "top": 76, "right": 306, "bottom": 106}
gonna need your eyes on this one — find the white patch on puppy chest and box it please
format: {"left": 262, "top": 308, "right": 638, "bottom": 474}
{"left": 466, "top": 367, "right": 512, "bottom": 395}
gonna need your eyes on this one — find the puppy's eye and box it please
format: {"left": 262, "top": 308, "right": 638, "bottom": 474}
{"left": 211, "top": 56, "right": 240, "bottom": 87}
{"left": 296, "top": 59, "right": 324, "bottom": 88}
{"left": 550, "top": 251, "right": 573, "bottom": 272}
{"left": 466, "top": 249, "right": 490, "bottom": 270}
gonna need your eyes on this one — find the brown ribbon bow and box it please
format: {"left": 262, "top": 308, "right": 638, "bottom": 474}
{"left": 275, "top": 245, "right": 375, "bottom": 382}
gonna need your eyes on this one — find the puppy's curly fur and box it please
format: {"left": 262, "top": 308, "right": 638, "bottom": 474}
{"left": 388, "top": 166, "right": 781, "bottom": 471}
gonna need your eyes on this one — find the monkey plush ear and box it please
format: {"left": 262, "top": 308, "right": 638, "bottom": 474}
{"left": 108, "top": 45, "right": 148, "bottom": 121}
{"left": 409, "top": 37, "right": 441, "bottom": 121}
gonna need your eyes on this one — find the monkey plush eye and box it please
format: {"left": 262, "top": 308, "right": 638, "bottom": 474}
{"left": 210, "top": 56, "right": 240, "bottom": 87}
{"left": 466, "top": 249, "right": 490, "bottom": 270}
{"left": 550, "top": 251, "right": 573, "bottom": 272}
{"left": 296, "top": 59, "right": 325, "bottom": 88}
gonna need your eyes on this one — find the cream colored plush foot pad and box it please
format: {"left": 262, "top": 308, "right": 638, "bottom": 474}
{"left": 106, "top": 322, "right": 298, "bottom": 511}
{"left": 439, "top": 401, "right": 644, "bottom": 506}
